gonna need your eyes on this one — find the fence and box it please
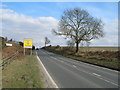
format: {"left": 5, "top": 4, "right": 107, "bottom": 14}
{"left": 0, "top": 51, "right": 18, "bottom": 70}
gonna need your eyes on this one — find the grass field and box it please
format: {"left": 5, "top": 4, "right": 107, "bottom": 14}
{"left": 2, "top": 54, "right": 43, "bottom": 88}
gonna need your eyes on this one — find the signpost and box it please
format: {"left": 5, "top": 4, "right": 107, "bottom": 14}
{"left": 23, "top": 38, "right": 33, "bottom": 55}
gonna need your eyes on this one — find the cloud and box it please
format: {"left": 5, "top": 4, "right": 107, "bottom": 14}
{"left": 0, "top": 9, "right": 14, "bottom": 14}
{"left": 1, "top": 8, "right": 118, "bottom": 47}
{"left": 0, "top": 4, "right": 8, "bottom": 7}
{"left": 1, "top": 8, "right": 66, "bottom": 47}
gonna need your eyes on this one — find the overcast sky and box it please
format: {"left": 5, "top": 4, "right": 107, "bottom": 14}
{"left": 0, "top": 2, "right": 118, "bottom": 47}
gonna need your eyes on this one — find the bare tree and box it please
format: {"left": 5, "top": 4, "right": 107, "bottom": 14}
{"left": 45, "top": 37, "right": 50, "bottom": 47}
{"left": 53, "top": 8, "right": 104, "bottom": 53}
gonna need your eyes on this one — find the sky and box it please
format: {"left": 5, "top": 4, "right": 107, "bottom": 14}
{"left": 0, "top": 2, "right": 118, "bottom": 47}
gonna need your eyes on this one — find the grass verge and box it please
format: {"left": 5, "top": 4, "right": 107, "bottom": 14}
{"left": 2, "top": 53, "right": 43, "bottom": 88}
{"left": 44, "top": 49, "right": 119, "bottom": 71}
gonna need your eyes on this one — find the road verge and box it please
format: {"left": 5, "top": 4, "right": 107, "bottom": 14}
{"left": 2, "top": 53, "right": 43, "bottom": 88}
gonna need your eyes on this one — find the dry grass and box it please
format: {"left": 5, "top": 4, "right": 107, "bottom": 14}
{"left": 43, "top": 46, "right": 119, "bottom": 61}
{"left": 2, "top": 54, "right": 43, "bottom": 88}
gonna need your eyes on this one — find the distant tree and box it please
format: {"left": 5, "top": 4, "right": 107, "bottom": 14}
{"left": 19, "top": 42, "right": 23, "bottom": 46}
{"left": 9, "top": 39, "right": 13, "bottom": 42}
{"left": 53, "top": 8, "right": 104, "bottom": 53}
{"left": 67, "top": 40, "right": 75, "bottom": 47}
{"left": 45, "top": 37, "right": 50, "bottom": 47}
{"left": 48, "top": 45, "right": 52, "bottom": 47}
{"left": 5, "top": 37, "right": 8, "bottom": 41}
{"left": 32, "top": 45, "right": 35, "bottom": 50}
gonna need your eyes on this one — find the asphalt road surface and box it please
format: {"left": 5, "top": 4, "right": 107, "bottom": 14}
{"left": 37, "top": 49, "right": 119, "bottom": 88}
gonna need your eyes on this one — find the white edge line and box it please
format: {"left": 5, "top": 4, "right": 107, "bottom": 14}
{"left": 36, "top": 52, "right": 58, "bottom": 88}
{"left": 98, "top": 77, "right": 119, "bottom": 87}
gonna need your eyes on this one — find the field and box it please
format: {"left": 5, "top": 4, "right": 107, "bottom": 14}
{"left": 78, "top": 47, "right": 118, "bottom": 52}
{"left": 43, "top": 46, "right": 119, "bottom": 71}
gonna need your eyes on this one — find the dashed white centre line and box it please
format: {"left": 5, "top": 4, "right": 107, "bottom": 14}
{"left": 47, "top": 53, "right": 119, "bottom": 87}
{"left": 92, "top": 73, "right": 101, "bottom": 77}
{"left": 73, "top": 65, "right": 77, "bottom": 68}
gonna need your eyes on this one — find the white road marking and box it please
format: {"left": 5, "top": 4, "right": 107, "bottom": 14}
{"left": 73, "top": 65, "right": 77, "bottom": 68}
{"left": 92, "top": 73, "right": 101, "bottom": 77}
{"left": 98, "top": 77, "right": 119, "bottom": 87}
{"left": 59, "top": 59, "right": 119, "bottom": 87}
{"left": 43, "top": 51, "right": 119, "bottom": 87}
{"left": 36, "top": 52, "right": 58, "bottom": 88}
{"left": 51, "top": 57, "right": 57, "bottom": 60}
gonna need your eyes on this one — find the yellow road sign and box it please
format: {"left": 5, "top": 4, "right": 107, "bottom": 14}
{"left": 23, "top": 38, "right": 33, "bottom": 48}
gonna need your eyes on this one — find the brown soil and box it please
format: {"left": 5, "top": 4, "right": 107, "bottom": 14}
{"left": 1, "top": 41, "right": 31, "bottom": 60}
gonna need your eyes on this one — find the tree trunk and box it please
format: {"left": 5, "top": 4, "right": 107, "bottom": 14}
{"left": 75, "top": 41, "right": 79, "bottom": 53}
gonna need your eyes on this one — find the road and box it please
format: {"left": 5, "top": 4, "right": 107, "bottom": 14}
{"left": 37, "top": 49, "right": 119, "bottom": 88}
